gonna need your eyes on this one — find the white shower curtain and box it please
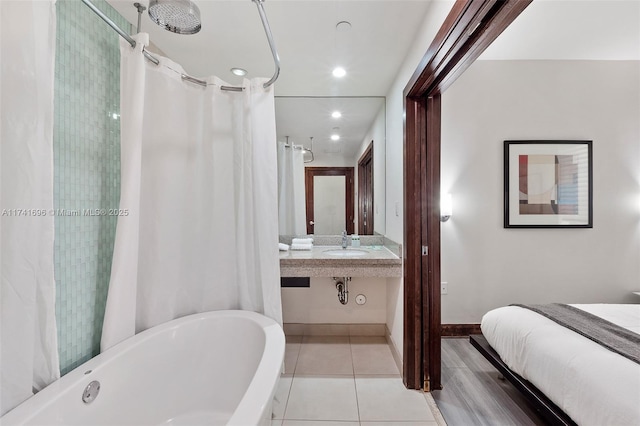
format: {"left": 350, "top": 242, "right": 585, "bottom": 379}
{"left": 101, "top": 34, "right": 282, "bottom": 350}
{"left": 0, "top": 0, "right": 60, "bottom": 416}
{"left": 277, "top": 143, "right": 306, "bottom": 235}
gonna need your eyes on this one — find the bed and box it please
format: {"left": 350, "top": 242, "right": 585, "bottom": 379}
{"left": 470, "top": 304, "right": 640, "bottom": 426}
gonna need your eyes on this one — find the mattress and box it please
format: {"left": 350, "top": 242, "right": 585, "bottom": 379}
{"left": 481, "top": 304, "right": 640, "bottom": 426}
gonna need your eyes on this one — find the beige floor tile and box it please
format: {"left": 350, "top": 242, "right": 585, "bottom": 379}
{"left": 272, "top": 375, "right": 293, "bottom": 420}
{"left": 284, "top": 336, "right": 302, "bottom": 376}
{"left": 295, "top": 336, "right": 353, "bottom": 375}
{"left": 283, "top": 422, "right": 359, "bottom": 426}
{"left": 348, "top": 323, "right": 386, "bottom": 336}
{"left": 287, "top": 335, "right": 304, "bottom": 343}
{"left": 350, "top": 336, "right": 400, "bottom": 375}
{"left": 360, "top": 422, "right": 438, "bottom": 426}
{"left": 284, "top": 376, "right": 359, "bottom": 421}
{"left": 356, "top": 377, "right": 436, "bottom": 422}
{"left": 271, "top": 420, "right": 283, "bottom": 426}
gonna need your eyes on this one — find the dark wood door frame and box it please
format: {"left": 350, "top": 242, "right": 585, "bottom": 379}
{"left": 305, "top": 167, "right": 355, "bottom": 235}
{"left": 358, "top": 142, "right": 374, "bottom": 235}
{"left": 402, "top": 0, "right": 532, "bottom": 391}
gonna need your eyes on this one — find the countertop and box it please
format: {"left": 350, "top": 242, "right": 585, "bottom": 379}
{"left": 279, "top": 245, "right": 401, "bottom": 278}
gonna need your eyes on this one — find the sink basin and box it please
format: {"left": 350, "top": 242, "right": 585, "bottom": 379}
{"left": 323, "top": 248, "right": 369, "bottom": 257}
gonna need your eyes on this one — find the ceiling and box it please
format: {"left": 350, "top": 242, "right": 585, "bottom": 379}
{"left": 480, "top": 0, "right": 640, "bottom": 61}
{"left": 105, "top": 0, "right": 433, "bottom": 96}
{"left": 105, "top": 0, "right": 433, "bottom": 163}
{"left": 104, "top": 0, "right": 639, "bottom": 164}
{"left": 275, "top": 97, "right": 384, "bottom": 164}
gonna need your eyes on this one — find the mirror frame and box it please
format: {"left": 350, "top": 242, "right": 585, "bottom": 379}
{"left": 357, "top": 141, "right": 374, "bottom": 235}
{"left": 304, "top": 167, "right": 355, "bottom": 235}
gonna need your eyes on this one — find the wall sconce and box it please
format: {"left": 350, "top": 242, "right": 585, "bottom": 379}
{"left": 440, "top": 193, "right": 452, "bottom": 222}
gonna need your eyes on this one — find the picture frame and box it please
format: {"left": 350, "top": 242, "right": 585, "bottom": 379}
{"left": 504, "top": 140, "right": 592, "bottom": 228}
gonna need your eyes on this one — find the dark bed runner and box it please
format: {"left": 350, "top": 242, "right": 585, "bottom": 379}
{"left": 511, "top": 303, "right": 640, "bottom": 365}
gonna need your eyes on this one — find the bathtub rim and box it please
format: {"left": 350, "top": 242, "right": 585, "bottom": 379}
{"left": 1, "top": 310, "right": 285, "bottom": 425}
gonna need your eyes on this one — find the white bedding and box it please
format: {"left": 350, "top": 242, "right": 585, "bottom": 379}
{"left": 481, "top": 304, "right": 640, "bottom": 426}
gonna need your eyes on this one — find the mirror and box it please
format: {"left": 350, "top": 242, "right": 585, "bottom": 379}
{"left": 275, "top": 96, "right": 385, "bottom": 237}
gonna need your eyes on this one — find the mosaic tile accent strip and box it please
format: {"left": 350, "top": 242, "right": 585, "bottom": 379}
{"left": 54, "top": 0, "right": 128, "bottom": 375}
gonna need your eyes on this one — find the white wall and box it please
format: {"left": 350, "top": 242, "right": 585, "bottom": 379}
{"left": 282, "top": 277, "right": 387, "bottom": 323}
{"left": 383, "top": 0, "right": 455, "bottom": 357}
{"left": 305, "top": 158, "right": 353, "bottom": 168}
{"left": 441, "top": 60, "right": 640, "bottom": 323}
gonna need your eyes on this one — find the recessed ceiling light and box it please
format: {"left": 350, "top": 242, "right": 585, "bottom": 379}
{"left": 231, "top": 67, "right": 247, "bottom": 76}
{"left": 331, "top": 134, "right": 340, "bottom": 141}
{"left": 332, "top": 67, "right": 346, "bottom": 78}
{"left": 331, "top": 111, "right": 342, "bottom": 118}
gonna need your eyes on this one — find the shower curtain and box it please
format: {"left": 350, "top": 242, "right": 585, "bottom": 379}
{"left": 101, "top": 34, "right": 282, "bottom": 350}
{"left": 277, "top": 143, "right": 306, "bottom": 235}
{"left": 0, "top": 0, "right": 60, "bottom": 415}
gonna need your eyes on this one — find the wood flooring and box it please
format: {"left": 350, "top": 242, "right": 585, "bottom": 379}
{"left": 432, "top": 338, "right": 547, "bottom": 426}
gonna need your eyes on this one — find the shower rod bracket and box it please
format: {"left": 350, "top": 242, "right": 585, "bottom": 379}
{"left": 133, "top": 2, "right": 146, "bottom": 34}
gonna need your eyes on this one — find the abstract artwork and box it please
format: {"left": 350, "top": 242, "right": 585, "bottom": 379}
{"left": 504, "top": 141, "right": 592, "bottom": 228}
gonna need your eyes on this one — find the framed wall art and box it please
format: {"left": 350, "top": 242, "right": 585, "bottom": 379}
{"left": 504, "top": 140, "right": 592, "bottom": 228}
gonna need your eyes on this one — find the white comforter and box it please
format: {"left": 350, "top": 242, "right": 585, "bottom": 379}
{"left": 481, "top": 304, "right": 640, "bottom": 426}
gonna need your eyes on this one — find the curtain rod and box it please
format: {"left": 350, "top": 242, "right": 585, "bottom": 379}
{"left": 253, "top": 0, "right": 280, "bottom": 88}
{"left": 282, "top": 144, "right": 306, "bottom": 150}
{"left": 81, "top": 0, "right": 279, "bottom": 92}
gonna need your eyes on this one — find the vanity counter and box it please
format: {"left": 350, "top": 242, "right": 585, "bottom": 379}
{"left": 279, "top": 245, "right": 401, "bottom": 277}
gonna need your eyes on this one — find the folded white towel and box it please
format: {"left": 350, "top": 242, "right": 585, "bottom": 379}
{"left": 292, "top": 238, "right": 313, "bottom": 244}
{"left": 290, "top": 243, "right": 313, "bottom": 251}
{"left": 279, "top": 243, "right": 290, "bottom": 251}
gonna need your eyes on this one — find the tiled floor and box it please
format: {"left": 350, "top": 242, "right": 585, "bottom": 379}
{"left": 272, "top": 335, "right": 445, "bottom": 426}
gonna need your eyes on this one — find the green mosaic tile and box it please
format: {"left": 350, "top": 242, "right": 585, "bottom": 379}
{"left": 54, "top": 0, "right": 128, "bottom": 375}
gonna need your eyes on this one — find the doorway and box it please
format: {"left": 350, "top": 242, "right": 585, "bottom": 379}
{"left": 304, "top": 167, "right": 354, "bottom": 235}
{"left": 358, "top": 142, "right": 374, "bottom": 235}
{"left": 402, "top": 0, "right": 532, "bottom": 391}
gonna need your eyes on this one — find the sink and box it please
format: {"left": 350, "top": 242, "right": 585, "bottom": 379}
{"left": 323, "top": 248, "right": 369, "bottom": 257}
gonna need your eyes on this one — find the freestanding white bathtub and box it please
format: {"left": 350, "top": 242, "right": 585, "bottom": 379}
{"left": 1, "top": 310, "right": 285, "bottom": 426}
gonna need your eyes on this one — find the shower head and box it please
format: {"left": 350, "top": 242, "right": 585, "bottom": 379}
{"left": 148, "top": 0, "right": 201, "bottom": 35}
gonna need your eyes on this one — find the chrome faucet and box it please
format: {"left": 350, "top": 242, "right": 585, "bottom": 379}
{"left": 341, "top": 230, "right": 348, "bottom": 249}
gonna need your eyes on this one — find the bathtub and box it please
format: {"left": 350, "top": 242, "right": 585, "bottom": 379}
{"left": 1, "top": 310, "right": 285, "bottom": 426}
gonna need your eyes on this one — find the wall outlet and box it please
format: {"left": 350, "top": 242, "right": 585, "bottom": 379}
{"left": 441, "top": 282, "right": 448, "bottom": 295}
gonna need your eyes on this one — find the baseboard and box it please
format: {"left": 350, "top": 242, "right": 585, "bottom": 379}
{"left": 282, "top": 323, "right": 385, "bottom": 336}
{"left": 441, "top": 323, "right": 481, "bottom": 336}
{"left": 385, "top": 325, "right": 403, "bottom": 374}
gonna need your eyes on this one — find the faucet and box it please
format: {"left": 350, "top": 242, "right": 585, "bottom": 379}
{"left": 341, "top": 230, "right": 348, "bottom": 249}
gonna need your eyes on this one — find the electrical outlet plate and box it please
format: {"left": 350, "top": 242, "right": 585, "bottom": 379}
{"left": 441, "top": 282, "right": 448, "bottom": 295}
